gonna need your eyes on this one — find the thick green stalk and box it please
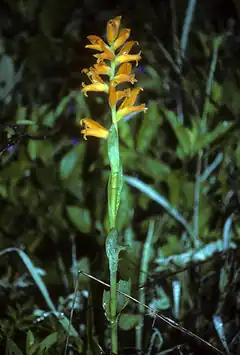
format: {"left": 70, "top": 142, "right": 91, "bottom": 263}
{"left": 109, "top": 268, "right": 118, "bottom": 354}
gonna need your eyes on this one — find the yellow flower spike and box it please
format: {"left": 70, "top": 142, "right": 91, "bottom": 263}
{"left": 116, "top": 104, "right": 147, "bottom": 122}
{"left": 107, "top": 16, "right": 122, "bottom": 44}
{"left": 113, "top": 28, "right": 131, "bottom": 50}
{"left": 116, "top": 52, "right": 142, "bottom": 66}
{"left": 80, "top": 118, "right": 109, "bottom": 140}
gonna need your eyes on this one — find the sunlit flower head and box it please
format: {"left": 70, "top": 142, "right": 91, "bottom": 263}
{"left": 80, "top": 15, "right": 147, "bottom": 139}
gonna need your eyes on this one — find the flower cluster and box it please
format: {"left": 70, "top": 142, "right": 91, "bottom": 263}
{"left": 80, "top": 16, "right": 147, "bottom": 140}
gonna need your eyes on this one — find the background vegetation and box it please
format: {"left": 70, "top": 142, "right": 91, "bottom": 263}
{"left": 0, "top": 0, "right": 240, "bottom": 354}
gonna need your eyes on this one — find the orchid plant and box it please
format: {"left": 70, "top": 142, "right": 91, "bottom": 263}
{"left": 80, "top": 16, "right": 147, "bottom": 353}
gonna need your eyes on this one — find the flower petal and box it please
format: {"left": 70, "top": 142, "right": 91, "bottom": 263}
{"left": 116, "top": 104, "right": 147, "bottom": 121}
{"left": 94, "top": 48, "right": 115, "bottom": 61}
{"left": 81, "top": 82, "right": 109, "bottom": 96}
{"left": 109, "top": 83, "right": 130, "bottom": 107}
{"left": 116, "top": 52, "right": 141, "bottom": 66}
{"left": 117, "top": 63, "right": 132, "bottom": 75}
{"left": 107, "top": 16, "right": 122, "bottom": 44}
{"left": 112, "top": 73, "right": 137, "bottom": 85}
{"left": 85, "top": 69, "right": 105, "bottom": 84}
{"left": 93, "top": 62, "right": 111, "bottom": 75}
{"left": 118, "top": 41, "right": 138, "bottom": 55}
{"left": 86, "top": 35, "right": 106, "bottom": 51}
{"left": 80, "top": 118, "right": 109, "bottom": 140}
{"left": 113, "top": 28, "right": 131, "bottom": 50}
{"left": 118, "top": 88, "right": 143, "bottom": 109}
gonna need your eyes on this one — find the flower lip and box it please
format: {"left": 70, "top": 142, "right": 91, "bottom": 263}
{"left": 80, "top": 118, "right": 109, "bottom": 140}
{"left": 116, "top": 52, "right": 142, "bottom": 66}
{"left": 81, "top": 82, "right": 109, "bottom": 96}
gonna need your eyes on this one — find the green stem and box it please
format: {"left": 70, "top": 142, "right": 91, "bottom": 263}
{"left": 193, "top": 152, "right": 202, "bottom": 248}
{"left": 107, "top": 55, "right": 121, "bottom": 352}
{"left": 109, "top": 269, "right": 118, "bottom": 354}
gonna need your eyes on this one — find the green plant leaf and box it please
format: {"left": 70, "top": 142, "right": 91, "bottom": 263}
{"left": 121, "top": 147, "right": 170, "bottom": 180}
{"left": 37, "top": 332, "right": 58, "bottom": 354}
{"left": 60, "top": 144, "right": 83, "bottom": 180}
{"left": 117, "top": 279, "right": 131, "bottom": 313}
{"left": 102, "top": 290, "right": 111, "bottom": 321}
{"left": 164, "top": 109, "right": 191, "bottom": 155}
{"left": 26, "top": 330, "right": 35, "bottom": 355}
{"left": 119, "top": 314, "right": 141, "bottom": 330}
{"left": 6, "top": 338, "right": 24, "bottom": 355}
{"left": 67, "top": 206, "right": 91, "bottom": 233}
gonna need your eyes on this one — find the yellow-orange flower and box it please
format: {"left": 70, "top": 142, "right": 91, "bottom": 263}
{"left": 116, "top": 88, "right": 147, "bottom": 121}
{"left": 80, "top": 16, "right": 147, "bottom": 139}
{"left": 80, "top": 118, "right": 109, "bottom": 140}
{"left": 81, "top": 69, "right": 109, "bottom": 96}
{"left": 107, "top": 16, "right": 122, "bottom": 44}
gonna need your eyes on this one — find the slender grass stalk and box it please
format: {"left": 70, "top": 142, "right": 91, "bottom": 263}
{"left": 179, "top": 0, "right": 198, "bottom": 69}
{"left": 193, "top": 36, "right": 223, "bottom": 247}
{"left": 136, "top": 220, "right": 155, "bottom": 351}
{"left": 193, "top": 152, "right": 202, "bottom": 247}
{"left": 176, "top": 0, "right": 198, "bottom": 124}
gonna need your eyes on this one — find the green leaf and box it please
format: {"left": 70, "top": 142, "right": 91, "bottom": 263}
{"left": 106, "top": 228, "right": 119, "bottom": 274}
{"left": 102, "top": 290, "right": 111, "bottom": 321}
{"left": 164, "top": 109, "right": 191, "bottom": 155}
{"left": 121, "top": 147, "right": 170, "bottom": 180}
{"left": 6, "top": 338, "right": 24, "bottom": 355}
{"left": 28, "top": 140, "right": 38, "bottom": 160}
{"left": 107, "top": 124, "right": 123, "bottom": 228}
{"left": 108, "top": 125, "right": 120, "bottom": 173}
{"left": 119, "top": 314, "right": 141, "bottom": 330}
{"left": 60, "top": 149, "right": 79, "bottom": 180}
{"left": 137, "top": 101, "right": 162, "bottom": 153}
{"left": 117, "top": 279, "right": 131, "bottom": 313}
{"left": 55, "top": 94, "right": 72, "bottom": 118}
{"left": 108, "top": 166, "right": 123, "bottom": 229}
{"left": 67, "top": 206, "right": 91, "bottom": 233}
{"left": 37, "top": 332, "right": 58, "bottom": 354}
{"left": 26, "top": 330, "right": 35, "bottom": 355}
{"left": 197, "top": 121, "right": 232, "bottom": 151}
